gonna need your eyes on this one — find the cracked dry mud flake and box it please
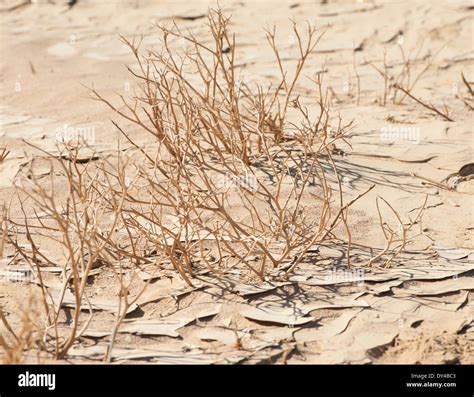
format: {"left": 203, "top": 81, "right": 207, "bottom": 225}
{"left": 364, "top": 279, "right": 405, "bottom": 295}
{"left": 295, "top": 256, "right": 474, "bottom": 284}
{"left": 387, "top": 261, "right": 474, "bottom": 281}
{"left": 118, "top": 303, "right": 222, "bottom": 337}
{"left": 118, "top": 318, "right": 186, "bottom": 338}
{"left": 25, "top": 269, "right": 202, "bottom": 316}
{"left": 410, "top": 290, "right": 471, "bottom": 313}
{"left": 362, "top": 260, "right": 474, "bottom": 295}
{"left": 294, "top": 308, "right": 363, "bottom": 343}
{"left": 367, "top": 290, "right": 470, "bottom": 321}
{"left": 433, "top": 246, "right": 471, "bottom": 260}
{"left": 70, "top": 333, "right": 291, "bottom": 364}
{"left": 392, "top": 276, "right": 474, "bottom": 297}
{"left": 81, "top": 303, "right": 223, "bottom": 339}
{"left": 240, "top": 305, "right": 314, "bottom": 326}
{"left": 135, "top": 276, "right": 204, "bottom": 305}
{"left": 234, "top": 281, "right": 292, "bottom": 296}
{"left": 80, "top": 330, "right": 111, "bottom": 339}
{"left": 195, "top": 324, "right": 296, "bottom": 348}
{"left": 411, "top": 309, "right": 473, "bottom": 335}
{"left": 46, "top": 288, "right": 139, "bottom": 314}
{"left": 240, "top": 292, "right": 369, "bottom": 326}
{"left": 68, "top": 343, "right": 217, "bottom": 364}
{"left": 294, "top": 270, "right": 398, "bottom": 286}
{"left": 361, "top": 291, "right": 473, "bottom": 337}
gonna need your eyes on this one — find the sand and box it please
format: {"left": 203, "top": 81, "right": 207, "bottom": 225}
{"left": 0, "top": 0, "right": 473, "bottom": 364}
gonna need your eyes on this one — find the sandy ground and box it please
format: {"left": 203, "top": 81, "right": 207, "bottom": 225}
{"left": 0, "top": 0, "right": 473, "bottom": 364}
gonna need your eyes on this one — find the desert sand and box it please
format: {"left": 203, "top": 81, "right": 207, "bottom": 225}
{"left": 0, "top": 0, "right": 473, "bottom": 364}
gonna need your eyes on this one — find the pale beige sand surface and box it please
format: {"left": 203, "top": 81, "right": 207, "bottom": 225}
{"left": 0, "top": 0, "right": 473, "bottom": 364}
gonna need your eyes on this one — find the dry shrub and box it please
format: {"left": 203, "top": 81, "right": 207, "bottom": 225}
{"left": 88, "top": 8, "right": 363, "bottom": 283}
{"left": 4, "top": 8, "right": 414, "bottom": 359}
{"left": 6, "top": 147, "right": 158, "bottom": 359}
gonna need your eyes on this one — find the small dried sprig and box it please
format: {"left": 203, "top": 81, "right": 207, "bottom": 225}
{"left": 0, "top": 148, "right": 10, "bottom": 163}
{"left": 393, "top": 84, "right": 453, "bottom": 122}
{"left": 461, "top": 72, "right": 473, "bottom": 97}
{"left": 368, "top": 42, "right": 445, "bottom": 108}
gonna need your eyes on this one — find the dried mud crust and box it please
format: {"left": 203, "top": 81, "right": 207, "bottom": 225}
{"left": 1, "top": 249, "right": 473, "bottom": 364}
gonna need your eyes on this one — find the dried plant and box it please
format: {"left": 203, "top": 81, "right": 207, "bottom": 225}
{"left": 0, "top": 148, "right": 10, "bottom": 163}
{"left": 461, "top": 72, "right": 474, "bottom": 97}
{"left": 7, "top": 145, "right": 128, "bottom": 358}
{"left": 457, "top": 72, "right": 473, "bottom": 111}
{"left": 368, "top": 42, "right": 451, "bottom": 120}
{"left": 87, "top": 9, "right": 363, "bottom": 285}
{"left": 91, "top": 10, "right": 325, "bottom": 166}
{"left": 3, "top": 8, "right": 417, "bottom": 362}
{"left": 393, "top": 84, "right": 453, "bottom": 121}
{"left": 367, "top": 195, "right": 427, "bottom": 268}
